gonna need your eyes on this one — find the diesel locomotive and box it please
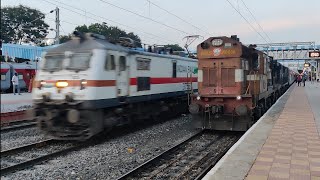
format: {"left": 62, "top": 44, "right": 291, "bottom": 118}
{"left": 189, "top": 35, "right": 295, "bottom": 131}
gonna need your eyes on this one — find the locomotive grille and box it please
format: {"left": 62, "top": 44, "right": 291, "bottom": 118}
{"left": 209, "top": 68, "right": 217, "bottom": 86}
{"left": 221, "top": 68, "right": 235, "bottom": 87}
{"left": 203, "top": 68, "right": 217, "bottom": 87}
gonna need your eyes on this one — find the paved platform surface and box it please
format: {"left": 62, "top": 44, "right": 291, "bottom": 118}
{"left": 246, "top": 83, "right": 320, "bottom": 180}
{"left": 1, "top": 93, "right": 32, "bottom": 113}
{"left": 305, "top": 82, "right": 320, "bottom": 136}
{"left": 203, "top": 82, "right": 320, "bottom": 180}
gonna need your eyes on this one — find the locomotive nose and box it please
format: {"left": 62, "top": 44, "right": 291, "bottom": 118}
{"left": 67, "top": 109, "right": 80, "bottom": 123}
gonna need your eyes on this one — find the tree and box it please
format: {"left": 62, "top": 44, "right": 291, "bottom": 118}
{"left": 164, "top": 44, "right": 185, "bottom": 51}
{"left": 70, "top": 23, "right": 142, "bottom": 47}
{"left": 59, "top": 35, "right": 72, "bottom": 43}
{"left": 1, "top": 5, "right": 49, "bottom": 44}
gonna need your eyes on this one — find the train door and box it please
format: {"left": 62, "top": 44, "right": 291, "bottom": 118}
{"left": 25, "top": 69, "right": 36, "bottom": 92}
{"left": 114, "top": 51, "right": 129, "bottom": 97}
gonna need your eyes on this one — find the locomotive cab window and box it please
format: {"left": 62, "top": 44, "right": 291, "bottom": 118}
{"left": 67, "top": 52, "right": 91, "bottom": 71}
{"left": 43, "top": 54, "right": 64, "bottom": 72}
{"left": 105, "top": 54, "right": 115, "bottom": 71}
{"left": 252, "top": 53, "right": 260, "bottom": 70}
{"left": 119, "top": 56, "right": 126, "bottom": 71}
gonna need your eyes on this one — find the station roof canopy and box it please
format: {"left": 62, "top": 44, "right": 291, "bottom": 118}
{"left": 2, "top": 43, "right": 60, "bottom": 60}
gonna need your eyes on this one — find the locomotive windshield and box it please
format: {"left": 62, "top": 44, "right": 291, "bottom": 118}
{"left": 66, "top": 52, "right": 91, "bottom": 71}
{"left": 43, "top": 55, "right": 64, "bottom": 72}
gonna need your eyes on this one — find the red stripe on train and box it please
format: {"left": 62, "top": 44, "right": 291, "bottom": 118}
{"left": 130, "top": 77, "right": 197, "bottom": 85}
{"left": 1, "top": 69, "right": 9, "bottom": 73}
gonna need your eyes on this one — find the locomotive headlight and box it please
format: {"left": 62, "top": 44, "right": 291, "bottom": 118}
{"left": 236, "top": 95, "right": 242, "bottom": 101}
{"left": 196, "top": 96, "right": 201, "bottom": 100}
{"left": 80, "top": 79, "right": 87, "bottom": 90}
{"left": 56, "top": 81, "right": 68, "bottom": 88}
{"left": 38, "top": 80, "right": 46, "bottom": 89}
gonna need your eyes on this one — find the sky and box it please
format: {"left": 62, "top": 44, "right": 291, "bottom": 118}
{"left": 2, "top": 0, "right": 320, "bottom": 50}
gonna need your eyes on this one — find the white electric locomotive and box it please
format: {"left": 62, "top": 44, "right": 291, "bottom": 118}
{"left": 32, "top": 32, "right": 198, "bottom": 140}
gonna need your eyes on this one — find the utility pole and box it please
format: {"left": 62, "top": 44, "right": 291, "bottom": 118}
{"left": 55, "top": 7, "right": 60, "bottom": 44}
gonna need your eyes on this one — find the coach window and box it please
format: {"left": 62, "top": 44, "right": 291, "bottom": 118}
{"left": 172, "top": 61, "right": 177, "bottom": 78}
{"left": 119, "top": 56, "right": 126, "bottom": 71}
{"left": 105, "top": 54, "right": 115, "bottom": 71}
{"left": 136, "top": 57, "right": 150, "bottom": 70}
{"left": 18, "top": 74, "right": 23, "bottom": 80}
{"left": 137, "top": 77, "right": 150, "bottom": 91}
{"left": 1, "top": 74, "right": 5, "bottom": 81}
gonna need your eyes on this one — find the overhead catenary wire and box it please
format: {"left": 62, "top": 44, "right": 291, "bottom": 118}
{"left": 43, "top": 0, "right": 179, "bottom": 45}
{"left": 239, "top": 0, "right": 272, "bottom": 42}
{"left": 146, "top": 0, "right": 213, "bottom": 36}
{"left": 27, "top": 10, "right": 55, "bottom": 25}
{"left": 47, "top": 17, "right": 78, "bottom": 26}
{"left": 225, "top": 0, "right": 269, "bottom": 44}
{"left": 59, "top": 24, "right": 66, "bottom": 35}
{"left": 98, "top": 0, "right": 193, "bottom": 36}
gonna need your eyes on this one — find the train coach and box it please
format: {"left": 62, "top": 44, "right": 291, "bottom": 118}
{"left": 1, "top": 61, "right": 36, "bottom": 92}
{"left": 189, "top": 35, "right": 295, "bottom": 131}
{"left": 1, "top": 62, "right": 12, "bottom": 92}
{"left": 32, "top": 32, "right": 198, "bottom": 140}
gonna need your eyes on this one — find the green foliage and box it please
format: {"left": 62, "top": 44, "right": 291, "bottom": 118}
{"left": 164, "top": 44, "right": 185, "bottom": 51}
{"left": 1, "top": 5, "right": 49, "bottom": 43}
{"left": 69, "top": 23, "right": 142, "bottom": 47}
{"left": 59, "top": 35, "right": 72, "bottom": 43}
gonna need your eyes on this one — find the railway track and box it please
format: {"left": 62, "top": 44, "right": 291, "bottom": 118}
{"left": 117, "top": 131, "right": 241, "bottom": 180}
{"left": 0, "top": 139, "right": 81, "bottom": 175}
{"left": 1, "top": 119, "right": 36, "bottom": 132}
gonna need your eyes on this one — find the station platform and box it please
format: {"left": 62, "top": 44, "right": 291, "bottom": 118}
{"left": 0, "top": 93, "right": 32, "bottom": 113}
{"left": 203, "top": 82, "right": 320, "bottom": 180}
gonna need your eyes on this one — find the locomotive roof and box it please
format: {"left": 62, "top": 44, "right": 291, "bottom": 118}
{"left": 45, "top": 38, "right": 129, "bottom": 54}
{"left": 128, "top": 49, "right": 197, "bottom": 62}
{"left": 45, "top": 37, "right": 197, "bottom": 62}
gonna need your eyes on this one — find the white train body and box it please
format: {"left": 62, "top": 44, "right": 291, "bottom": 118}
{"left": 33, "top": 33, "right": 198, "bottom": 140}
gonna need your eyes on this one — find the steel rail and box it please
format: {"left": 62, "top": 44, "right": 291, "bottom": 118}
{"left": 0, "top": 139, "right": 81, "bottom": 175}
{"left": 1, "top": 120, "right": 36, "bottom": 132}
{"left": 117, "top": 131, "right": 241, "bottom": 180}
{"left": 116, "top": 130, "right": 204, "bottom": 180}
{"left": 188, "top": 135, "right": 240, "bottom": 180}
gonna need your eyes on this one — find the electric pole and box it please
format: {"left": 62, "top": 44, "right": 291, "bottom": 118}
{"left": 55, "top": 7, "right": 60, "bottom": 44}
